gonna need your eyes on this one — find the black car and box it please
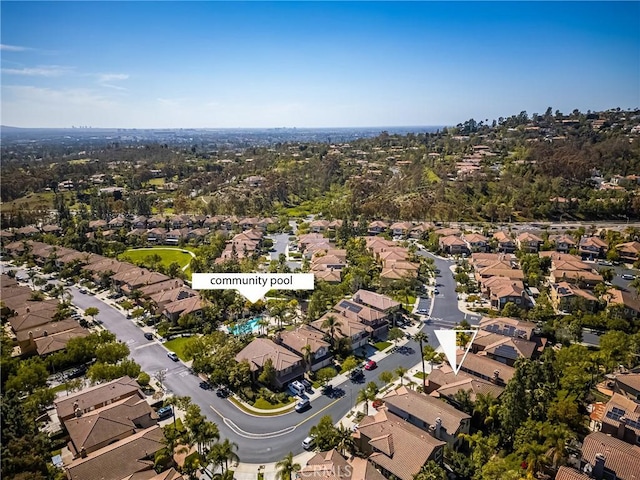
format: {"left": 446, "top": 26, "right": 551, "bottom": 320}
{"left": 349, "top": 368, "right": 364, "bottom": 381}
{"left": 66, "top": 365, "right": 87, "bottom": 379}
{"left": 144, "top": 332, "right": 154, "bottom": 340}
{"left": 157, "top": 406, "right": 173, "bottom": 420}
{"left": 216, "top": 387, "right": 231, "bottom": 398}
{"left": 301, "top": 379, "right": 313, "bottom": 393}
{"left": 199, "top": 381, "right": 212, "bottom": 390}
{"left": 321, "top": 384, "right": 333, "bottom": 396}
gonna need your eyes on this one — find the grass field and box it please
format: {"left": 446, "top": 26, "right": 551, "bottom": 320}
{"left": 119, "top": 247, "right": 195, "bottom": 271}
{"left": 374, "top": 341, "right": 392, "bottom": 351}
{"left": 163, "top": 337, "right": 192, "bottom": 360}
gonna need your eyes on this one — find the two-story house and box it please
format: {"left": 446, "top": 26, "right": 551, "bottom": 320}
{"left": 234, "top": 338, "right": 304, "bottom": 389}
{"left": 382, "top": 386, "right": 471, "bottom": 449}
{"left": 275, "top": 324, "right": 333, "bottom": 372}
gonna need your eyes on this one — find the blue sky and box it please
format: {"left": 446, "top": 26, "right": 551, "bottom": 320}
{"left": 1, "top": 1, "right": 638, "bottom": 128}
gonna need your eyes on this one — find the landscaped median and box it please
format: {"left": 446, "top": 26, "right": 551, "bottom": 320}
{"left": 227, "top": 395, "right": 297, "bottom": 416}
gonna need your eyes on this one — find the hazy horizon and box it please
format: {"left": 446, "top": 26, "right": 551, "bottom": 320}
{"left": 1, "top": 1, "right": 638, "bottom": 129}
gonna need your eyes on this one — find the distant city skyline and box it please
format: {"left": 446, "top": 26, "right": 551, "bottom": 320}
{"left": 1, "top": 1, "right": 638, "bottom": 129}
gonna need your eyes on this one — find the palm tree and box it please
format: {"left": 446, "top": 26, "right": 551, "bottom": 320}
{"left": 413, "top": 332, "right": 429, "bottom": 389}
{"left": 214, "top": 438, "right": 239, "bottom": 473}
{"left": 275, "top": 452, "right": 301, "bottom": 480}
{"left": 473, "top": 392, "right": 498, "bottom": 431}
{"left": 335, "top": 423, "right": 356, "bottom": 456}
{"left": 521, "top": 441, "right": 549, "bottom": 478}
{"left": 195, "top": 421, "right": 219, "bottom": 456}
{"left": 258, "top": 317, "right": 270, "bottom": 335}
{"left": 544, "top": 424, "right": 574, "bottom": 469}
{"left": 395, "top": 365, "right": 408, "bottom": 386}
{"left": 301, "top": 344, "right": 313, "bottom": 377}
{"left": 321, "top": 314, "right": 343, "bottom": 349}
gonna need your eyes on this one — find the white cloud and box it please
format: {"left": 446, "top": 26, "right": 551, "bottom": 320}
{"left": 2, "top": 65, "right": 74, "bottom": 77}
{"left": 0, "top": 44, "right": 31, "bottom": 52}
{"left": 97, "top": 73, "right": 129, "bottom": 83}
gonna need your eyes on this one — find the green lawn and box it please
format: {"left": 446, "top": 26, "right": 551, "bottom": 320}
{"left": 374, "top": 341, "right": 392, "bottom": 351}
{"left": 253, "top": 397, "right": 296, "bottom": 410}
{"left": 119, "top": 247, "right": 195, "bottom": 272}
{"left": 228, "top": 396, "right": 295, "bottom": 416}
{"left": 163, "top": 337, "right": 193, "bottom": 360}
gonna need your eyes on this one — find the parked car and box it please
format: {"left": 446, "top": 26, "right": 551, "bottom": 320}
{"left": 157, "top": 406, "right": 173, "bottom": 420}
{"left": 167, "top": 352, "right": 179, "bottom": 361}
{"left": 301, "top": 379, "right": 313, "bottom": 393}
{"left": 302, "top": 436, "right": 316, "bottom": 450}
{"left": 144, "top": 332, "right": 154, "bottom": 340}
{"left": 621, "top": 274, "right": 636, "bottom": 280}
{"left": 216, "top": 387, "right": 231, "bottom": 398}
{"left": 349, "top": 368, "right": 364, "bottom": 381}
{"left": 364, "top": 360, "right": 377, "bottom": 371}
{"left": 295, "top": 398, "right": 311, "bottom": 412}
{"left": 288, "top": 380, "right": 306, "bottom": 397}
{"left": 78, "top": 288, "right": 88, "bottom": 294}
{"left": 199, "top": 381, "right": 212, "bottom": 390}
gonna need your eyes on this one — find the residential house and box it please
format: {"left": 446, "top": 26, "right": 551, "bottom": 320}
{"left": 353, "top": 407, "right": 445, "bottom": 480}
{"left": 462, "top": 233, "right": 489, "bottom": 253}
{"left": 64, "top": 426, "right": 166, "bottom": 480}
{"left": 309, "top": 219, "right": 330, "bottom": 233}
{"left": 592, "top": 393, "right": 640, "bottom": 445}
{"left": 16, "top": 319, "right": 89, "bottom": 356}
{"left": 313, "top": 268, "right": 342, "bottom": 284}
{"left": 55, "top": 376, "right": 143, "bottom": 421}
{"left": 426, "top": 365, "right": 505, "bottom": 403}
{"left": 454, "top": 352, "right": 515, "bottom": 387}
{"left": 15, "top": 225, "right": 40, "bottom": 238}
{"left": 616, "top": 241, "right": 640, "bottom": 264}
{"left": 382, "top": 386, "right": 471, "bottom": 449}
{"left": 579, "top": 431, "right": 640, "bottom": 480}
{"left": 63, "top": 395, "right": 157, "bottom": 458}
{"left": 434, "top": 227, "right": 461, "bottom": 237}
{"left": 311, "top": 311, "right": 369, "bottom": 351}
{"left": 234, "top": 338, "right": 304, "bottom": 389}
{"left": 164, "top": 228, "right": 187, "bottom": 245}
{"left": 471, "top": 330, "right": 539, "bottom": 366}
{"left": 334, "top": 299, "right": 388, "bottom": 338}
{"left": 88, "top": 220, "right": 107, "bottom": 231}
{"left": 149, "top": 286, "right": 197, "bottom": 313}
{"left": 605, "top": 289, "right": 640, "bottom": 320}
{"left": 480, "top": 276, "right": 530, "bottom": 310}
{"left": 131, "top": 216, "right": 147, "bottom": 229}
{"left": 298, "top": 449, "right": 386, "bottom": 480}
{"left": 516, "top": 232, "right": 543, "bottom": 253}
{"left": 275, "top": 324, "right": 332, "bottom": 372}
{"left": 367, "top": 220, "right": 389, "bottom": 235}
{"left": 550, "top": 234, "right": 578, "bottom": 253}
{"left": 479, "top": 316, "right": 537, "bottom": 340}
{"left": 390, "top": 222, "right": 413, "bottom": 237}
{"left": 111, "top": 268, "right": 171, "bottom": 296}
{"left": 493, "top": 231, "right": 516, "bottom": 253}
{"left": 108, "top": 216, "right": 125, "bottom": 229}
{"left": 554, "top": 467, "right": 591, "bottom": 480}
{"left": 579, "top": 236, "right": 608, "bottom": 260}
{"left": 439, "top": 235, "right": 468, "bottom": 255}
{"left": 163, "top": 295, "right": 204, "bottom": 323}
{"left": 613, "top": 373, "right": 640, "bottom": 401}
{"left": 548, "top": 256, "right": 603, "bottom": 289}
{"left": 146, "top": 227, "right": 166, "bottom": 243}
{"left": 550, "top": 282, "right": 599, "bottom": 313}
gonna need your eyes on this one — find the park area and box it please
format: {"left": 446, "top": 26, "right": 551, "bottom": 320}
{"left": 118, "top": 247, "right": 195, "bottom": 277}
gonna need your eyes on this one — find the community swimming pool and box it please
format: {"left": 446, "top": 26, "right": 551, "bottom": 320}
{"left": 229, "top": 316, "right": 262, "bottom": 335}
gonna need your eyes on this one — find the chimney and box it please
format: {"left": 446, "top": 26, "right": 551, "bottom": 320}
{"left": 26, "top": 307, "right": 30, "bottom": 313}
{"left": 491, "top": 370, "right": 500, "bottom": 384}
{"left": 75, "top": 407, "right": 82, "bottom": 418}
{"left": 80, "top": 447, "right": 87, "bottom": 458}
{"left": 593, "top": 453, "right": 606, "bottom": 480}
{"left": 434, "top": 417, "right": 442, "bottom": 439}
{"left": 43, "top": 330, "right": 48, "bottom": 337}
{"left": 617, "top": 416, "right": 627, "bottom": 440}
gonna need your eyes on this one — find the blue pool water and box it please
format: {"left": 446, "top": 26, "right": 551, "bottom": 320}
{"left": 229, "top": 317, "right": 262, "bottom": 335}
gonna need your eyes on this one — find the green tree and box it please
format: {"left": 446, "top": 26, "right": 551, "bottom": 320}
{"left": 321, "top": 314, "right": 343, "bottom": 349}
{"left": 84, "top": 306, "right": 100, "bottom": 323}
{"left": 378, "top": 370, "right": 395, "bottom": 385}
{"left": 395, "top": 365, "right": 408, "bottom": 385}
{"left": 95, "top": 341, "right": 129, "bottom": 364}
{"left": 340, "top": 356, "right": 359, "bottom": 374}
{"left": 309, "top": 415, "right": 340, "bottom": 451}
{"left": 335, "top": 423, "right": 356, "bottom": 456}
{"left": 258, "top": 357, "right": 277, "bottom": 387}
{"left": 5, "top": 357, "right": 49, "bottom": 394}
{"left": 275, "top": 452, "right": 301, "bottom": 480}
{"left": 413, "top": 460, "right": 447, "bottom": 480}
{"left": 387, "top": 327, "right": 405, "bottom": 346}
{"left": 356, "top": 382, "right": 378, "bottom": 416}
{"left": 316, "top": 366, "right": 337, "bottom": 386}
